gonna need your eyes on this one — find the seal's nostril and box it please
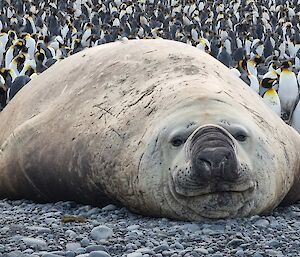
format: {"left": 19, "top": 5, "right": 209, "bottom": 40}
{"left": 195, "top": 158, "right": 212, "bottom": 180}
{"left": 196, "top": 158, "right": 211, "bottom": 168}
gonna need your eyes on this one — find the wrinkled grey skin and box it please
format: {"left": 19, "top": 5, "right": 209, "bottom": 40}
{"left": 0, "top": 39, "right": 300, "bottom": 221}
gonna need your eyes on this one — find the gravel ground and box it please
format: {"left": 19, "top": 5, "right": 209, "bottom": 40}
{"left": 1, "top": 199, "right": 300, "bottom": 257}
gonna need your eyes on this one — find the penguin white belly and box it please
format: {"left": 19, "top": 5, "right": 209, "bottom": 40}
{"left": 278, "top": 72, "right": 298, "bottom": 114}
{"left": 263, "top": 90, "right": 281, "bottom": 117}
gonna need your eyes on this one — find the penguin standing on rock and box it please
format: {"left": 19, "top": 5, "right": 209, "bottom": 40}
{"left": 278, "top": 60, "right": 299, "bottom": 120}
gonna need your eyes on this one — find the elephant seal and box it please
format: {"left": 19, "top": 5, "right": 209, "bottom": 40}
{"left": 0, "top": 39, "right": 300, "bottom": 221}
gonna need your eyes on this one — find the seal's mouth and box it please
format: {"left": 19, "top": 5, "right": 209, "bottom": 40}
{"left": 168, "top": 174, "right": 257, "bottom": 219}
{"left": 172, "top": 162, "right": 256, "bottom": 197}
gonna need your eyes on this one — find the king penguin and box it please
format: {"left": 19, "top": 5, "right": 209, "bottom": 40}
{"left": 278, "top": 60, "right": 299, "bottom": 120}
{"left": 262, "top": 88, "right": 281, "bottom": 117}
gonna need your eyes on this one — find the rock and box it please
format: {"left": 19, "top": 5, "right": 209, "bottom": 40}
{"left": 27, "top": 226, "right": 51, "bottom": 234}
{"left": 195, "top": 248, "right": 209, "bottom": 254}
{"left": 65, "top": 230, "right": 77, "bottom": 238}
{"left": 65, "top": 251, "right": 76, "bottom": 257}
{"left": 268, "top": 239, "right": 280, "bottom": 248}
{"left": 75, "top": 254, "right": 89, "bottom": 257}
{"left": 252, "top": 253, "right": 263, "bottom": 257}
{"left": 66, "top": 242, "right": 81, "bottom": 251}
{"left": 153, "top": 244, "right": 169, "bottom": 253}
{"left": 126, "top": 225, "right": 140, "bottom": 231}
{"left": 101, "top": 205, "right": 118, "bottom": 211}
{"left": 88, "top": 251, "right": 111, "bottom": 257}
{"left": 81, "top": 237, "right": 91, "bottom": 247}
{"left": 21, "top": 237, "right": 47, "bottom": 250}
{"left": 265, "top": 249, "right": 284, "bottom": 256}
{"left": 235, "top": 249, "right": 244, "bottom": 256}
{"left": 254, "top": 219, "right": 270, "bottom": 227}
{"left": 227, "top": 239, "right": 245, "bottom": 248}
{"left": 5, "top": 251, "right": 24, "bottom": 257}
{"left": 182, "top": 223, "right": 200, "bottom": 233}
{"left": 86, "top": 245, "right": 108, "bottom": 253}
{"left": 90, "top": 225, "right": 113, "bottom": 241}
{"left": 42, "top": 254, "right": 64, "bottom": 257}
{"left": 126, "top": 253, "right": 143, "bottom": 257}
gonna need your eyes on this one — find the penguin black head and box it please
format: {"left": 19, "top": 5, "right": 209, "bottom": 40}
{"left": 35, "top": 52, "right": 45, "bottom": 62}
{"left": 19, "top": 33, "right": 29, "bottom": 39}
{"left": 281, "top": 60, "right": 293, "bottom": 69}
{"left": 44, "top": 36, "right": 50, "bottom": 44}
{"left": 261, "top": 77, "right": 277, "bottom": 89}
{"left": 8, "top": 30, "right": 16, "bottom": 39}
{"left": 21, "top": 46, "right": 29, "bottom": 54}
{"left": 15, "top": 40, "right": 25, "bottom": 49}
{"left": 16, "top": 53, "right": 26, "bottom": 64}
{"left": 253, "top": 55, "right": 263, "bottom": 65}
{"left": 239, "top": 58, "right": 247, "bottom": 71}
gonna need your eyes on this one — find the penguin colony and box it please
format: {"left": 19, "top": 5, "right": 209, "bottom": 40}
{"left": 1, "top": 0, "right": 300, "bottom": 132}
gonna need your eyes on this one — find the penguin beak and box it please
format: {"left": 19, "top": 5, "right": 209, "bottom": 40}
{"left": 268, "top": 79, "right": 275, "bottom": 84}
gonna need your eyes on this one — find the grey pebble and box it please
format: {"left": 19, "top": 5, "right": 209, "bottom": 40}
{"left": 126, "top": 253, "right": 143, "bottom": 257}
{"left": 75, "top": 248, "right": 86, "bottom": 255}
{"left": 101, "top": 205, "right": 118, "bottom": 211}
{"left": 21, "top": 237, "right": 47, "bottom": 249}
{"left": 126, "top": 225, "right": 140, "bottom": 231}
{"left": 227, "top": 239, "right": 244, "bottom": 248}
{"left": 181, "top": 223, "right": 200, "bottom": 233}
{"left": 23, "top": 250, "right": 34, "bottom": 254}
{"left": 66, "top": 242, "right": 81, "bottom": 251}
{"left": 194, "top": 248, "right": 209, "bottom": 254}
{"left": 41, "top": 254, "right": 64, "bottom": 257}
{"left": 80, "top": 237, "right": 91, "bottom": 247}
{"left": 268, "top": 239, "right": 281, "bottom": 248}
{"left": 235, "top": 249, "right": 244, "bottom": 256}
{"left": 90, "top": 225, "right": 113, "bottom": 241}
{"left": 65, "top": 252, "right": 76, "bottom": 257}
{"left": 153, "top": 244, "right": 169, "bottom": 253}
{"left": 88, "top": 251, "right": 111, "bottom": 257}
{"left": 86, "top": 245, "right": 108, "bottom": 253}
{"left": 211, "top": 253, "right": 223, "bottom": 257}
{"left": 265, "top": 249, "right": 284, "bottom": 256}
{"left": 254, "top": 218, "right": 270, "bottom": 227}
{"left": 27, "top": 226, "right": 51, "bottom": 234}
{"left": 65, "top": 229, "right": 77, "bottom": 238}
{"left": 5, "top": 251, "right": 25, "bottom": 257}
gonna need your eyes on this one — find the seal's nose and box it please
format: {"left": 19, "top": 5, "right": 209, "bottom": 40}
{"left": 193, "top": 146, "right": 239, "bottom": 182}
{"left": 188, "top": 125, "right": 239, "bottom": 183}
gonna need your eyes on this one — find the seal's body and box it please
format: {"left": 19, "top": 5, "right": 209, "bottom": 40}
{"left": 0, "top": 40, "right": 299, "bottom": 221}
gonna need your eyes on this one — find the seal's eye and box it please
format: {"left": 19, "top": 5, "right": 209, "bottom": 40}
{"left": 169, "top": 123, "right": 197, "bottom": 147}
{"left": 233, "top": 132, "right": 247, "bottom": 142}
{"left": 170, "top": 136, "right": 184, "bottom": 147}
{"left": 220, "top": 122, "right": 249, "bottom": 142}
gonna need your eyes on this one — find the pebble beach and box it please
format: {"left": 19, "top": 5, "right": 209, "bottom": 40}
{"left": 2, "top": 199, "right": 300, "bottom": 257}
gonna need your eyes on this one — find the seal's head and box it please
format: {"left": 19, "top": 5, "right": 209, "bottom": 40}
{"left": 170, "top": 123, "right": 255, "bottom": 219}
{"left": 135, "top": 97, "right": 293, "bottom": 221}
